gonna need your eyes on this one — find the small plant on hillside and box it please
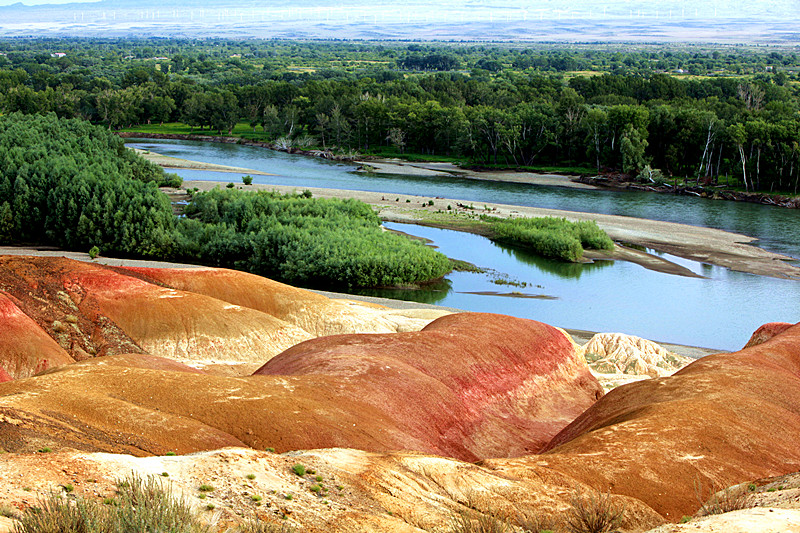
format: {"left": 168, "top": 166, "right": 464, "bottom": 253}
{"left": 236, "top": 515, "right": 294, "bottom": 532}
{"left": 242, "top": 175, "right": 253, "bottom": 185}
{"left": 564, "top": 489, "right": 624, "bottom": 533}
{"left": 88, "top": 246, "right": 100, "bottom": 259}
{"left": 291, "top": 464, "right": 306, "bottom": 477}
{"left": 694, "top": 480, "right": 755, "bottom": 516}
{"left": 448, "top": 509, "right": 514, "bottom": 533}
{"left": 247, "top": 474, "right": 256, "bottom": 480}
{"left": 14, "top": 474, "right": 212, "bottom": 533}
{"left": 517, "top": 512, "right": 562, "bottom": 533}
{"left": 198, "top": 484, "right": 214, "bottom": 492}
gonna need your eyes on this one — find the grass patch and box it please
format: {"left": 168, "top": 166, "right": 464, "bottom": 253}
{"left": 14, "top": 474, "right": 212, "bottom": 533}
{"left": 489, "top": 216, "right": 614, "bottom": 262}
{"left": 695, "top": 482, "right": 756, "bottom": 516}
{"left": 291, "top": 464, "right": 306, "bottom": 477}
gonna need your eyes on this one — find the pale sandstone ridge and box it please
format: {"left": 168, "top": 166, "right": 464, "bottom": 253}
{"left": 485, "top": 321, "right": 800, "bottom": 521}
{"left": 646, "top": 509, "right": 800, "bottom": 533}
{"left": 579, "top": 332, "right": 693, "bottom": 389}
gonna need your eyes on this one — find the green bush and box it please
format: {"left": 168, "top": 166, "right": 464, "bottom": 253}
{"left": 489, "top": 216, "right": 613, "bottom": 262}
{"left": 242, "top": 175, "right": 253, "bottom": 185}
{"left": 176, "top": 188, "right": 451, "bottom": 288}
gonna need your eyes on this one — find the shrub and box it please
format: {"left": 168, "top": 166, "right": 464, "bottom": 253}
{"left": 490, "top": 216, "right": 613, "bottom": 262}
{"left": 695, "top": 482, "right": 755, "bottom": 517}
{"left": 242, "top": 175, "right": 253, "bottom": 185}
{"left": 13, "top": 474, "right": 211, "bottom": 533}
{"left": 448, "top": 510, "right": 514, "bottom": 533}
{"left": 564, "top": 489, "right": 624, "bottom": 533}
{"left": 291, "top": 464, "right": 306, "bottom": 477}
{"left": 198, "top": 484, "right": 214, "bottom": 492}
{"left": 88, "top": 246, "right": 100, "bottom": 259}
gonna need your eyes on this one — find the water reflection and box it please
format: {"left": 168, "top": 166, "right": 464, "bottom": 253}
{"left": 354, "top": 278, "right": 452, "bottom": 305}
{"left": 497, "top": 242, "right": 614, "bottom": 279}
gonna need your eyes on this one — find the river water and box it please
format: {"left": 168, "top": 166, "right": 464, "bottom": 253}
{"left": 127, "top": 138, "right": 800, "bottom": 350}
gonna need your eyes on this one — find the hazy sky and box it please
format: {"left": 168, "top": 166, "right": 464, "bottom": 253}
{"left": 0, "top": 1, "right": 100, "bottom": 5}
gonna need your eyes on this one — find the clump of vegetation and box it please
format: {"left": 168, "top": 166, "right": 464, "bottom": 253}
{"left": 564, "top": 490, "right": 625, "bottom": 533}
{"left": 242, "top": 175, "right": 253, "bottom": 185}
{"left": 489, "top": 216, "right": 613, "bottom": 262}
{"left": 177, "top": 188, "right": 451, "bottom": 288}
{"left": 13, "top": 474, "right": 211, "bottom": 533}
{"left": 291, "top": 464, "right": 306, "bottom": 477}
{"left": 695, "top": 482, "right": 756, "bottom": 517}
{"left": 235, "top": 516, "right": 294, "bottom": 533}
{"left": 198, "top": 484, "right": 214, "bottom": 492}
{"left": 448, "top": 510, "right": 514, "bottom": 533}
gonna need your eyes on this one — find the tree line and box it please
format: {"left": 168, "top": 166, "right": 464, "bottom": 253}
{"left": 2, "top": 39, "right": 800, "bottom": 193}
{"left": 0, "top": 113, "right": 451, "bottom": 288}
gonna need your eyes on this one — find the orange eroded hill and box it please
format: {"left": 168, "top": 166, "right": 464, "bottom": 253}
{"left": 0, "top": 256, "right": 313, "bottom": 375}
{"left": 0, "top": 292, "right": 74, "bottom": 379}
{"left": 0, "top": 313, "right": 602, "bottom": 462}
{"left": 120, "top": 265, "right": 450, "bottom": 335}
{"left": 484, "top": 321, "right": 800, "bottom": 521}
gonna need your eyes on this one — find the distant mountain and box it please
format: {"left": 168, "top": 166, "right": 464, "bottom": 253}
{"left": 2, "top": 0, "right": 799, "bottom": 43}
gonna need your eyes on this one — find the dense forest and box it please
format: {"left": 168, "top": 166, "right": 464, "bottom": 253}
{"left": 1, "top": 38, "right": 799, "bottom": 193}
{"left": 0, "top": 113, "right": 451, "bottom": 288}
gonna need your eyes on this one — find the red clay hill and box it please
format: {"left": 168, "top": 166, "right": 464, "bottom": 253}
{"left": 485, "top": 321, "right": 800, "bottom": 520}
{"left": 0, "top": 311, "right": 601, "bottom": 461}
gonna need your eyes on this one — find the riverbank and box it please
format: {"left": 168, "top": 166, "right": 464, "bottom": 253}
{"left": 354, "top": 159, "right": 600, "bottom": 190}
{"left": 120, "top": 131, "right": 800, "bottom": 209}
{"left": 181, "top": 179, "right": 800, "bottom": 281}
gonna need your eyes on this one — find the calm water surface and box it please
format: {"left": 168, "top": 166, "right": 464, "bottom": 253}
{"left": 128, "top": 139, "right": 800, "bottom": 349}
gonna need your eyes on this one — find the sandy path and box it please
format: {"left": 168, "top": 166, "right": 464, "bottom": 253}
{"left": 184, "top": 180, "right": 800, "bottom": 280}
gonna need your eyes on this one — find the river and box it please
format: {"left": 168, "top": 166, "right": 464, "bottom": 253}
{"left": 127, "top": 138, "right": 800, "bottom": 350}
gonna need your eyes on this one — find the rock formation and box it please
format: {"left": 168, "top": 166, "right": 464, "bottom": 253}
{"left": 579, "top": 332, "right": 693, "bottom": 389}
{"left": 256, "top": 312, "right": 604, "bottom": 460}
{"left": 0, "top": 447, "right": 664, "bottom": 533}
{"left": 485, "top": 321, "right": 800, "bottom": 521}
{"left": 0, "top": 257, "right": 449, "bottom": 378}
{"left": 743, "top": 321, "right": 794, "bottom": 348}
{"left": 0, "top": 312, "right": 602, "bottom": 462}
{"left": 122, "top": 266, "right": 451, "bottom": 336}
{"left": 0, "top": 290, "right": 75, "bottom": 379}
